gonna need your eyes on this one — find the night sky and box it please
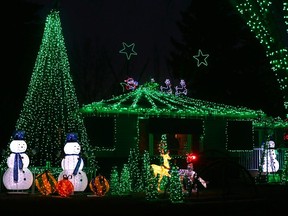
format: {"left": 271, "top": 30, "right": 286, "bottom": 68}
{"left": 1, "top": 0, "right": 286, "bottom": 149}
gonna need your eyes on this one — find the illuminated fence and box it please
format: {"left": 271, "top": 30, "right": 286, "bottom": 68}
{"left": 235, "top": 148, "right": 287, "bottom": 171}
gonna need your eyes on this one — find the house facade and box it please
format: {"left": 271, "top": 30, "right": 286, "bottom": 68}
{"left": 79, "top": 82, "right": 287, "bottom": 173}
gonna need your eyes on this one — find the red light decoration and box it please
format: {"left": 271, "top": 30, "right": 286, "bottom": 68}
{"left": 89, "top": 175, "right": 110, "bottom": 196}
{"left": 120, "top": 77, "right": 138, "bottom": 92}
{"left": 186, "top": 153, "right": 197, "bottom": 163}
{"left": 56, "top": 175, "right": 74, "bottom": 197}
{"left": 35, "top": 170, "right": 57, "bottom": 196}
{"left": 284, "top": 132, "right": 288, "bottom": 141}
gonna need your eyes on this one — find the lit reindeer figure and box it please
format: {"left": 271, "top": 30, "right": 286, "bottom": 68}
{"left": 160, "top": 79, "right": 173, "bottom": 94}
{"left": 151, "top": 150, "right": 171, "bottom": 191}
{"left": 175, "top": 79, "right": 187, "bottom": 96}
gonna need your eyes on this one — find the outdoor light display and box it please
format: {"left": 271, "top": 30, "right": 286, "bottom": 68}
{"left": 89, "top": 175, "right": 110, "bottom": 196}
{"left": 2, "top": 8, "right": 96, "bottom": 169}
{"left": 80, "top": 83, "right": 266, "bottom": 119}
{"left": 175, "top": 79, "right": 187, "bottom": 96}
{"left": 151, "top": 150, "right": 171, "bottom": 191}
{"left": 56, "top": 174, "right": 74, "bottom": 197}
{"left": 232, "top": 1, "right": 288, "bottom": 115}
{"left": 120, "top": 77, "right": 138, "bottom": 92}
{"left": 2, "top": 130, "right": 33, "bottom": 191}
{"left": 127, "top": 147, "right": 144, "bottom": 193}
{"left": 178, "top": 162, "right": 207, "bottom": 194}
{"left": 253, "top": 116, "right": 288, "bottom": 128}
{"left": 193, "top": 49, "right": 209, "bottom": 67}
{"left": 284, "top": 131, "right": 288, "bottom": 141}
{"left": 58, "top": 133, "right": 88, "bottom": 192}
{"left": 186, "top": 152, "right": 197, "bottom": 163}
{"left": 145, "top": 174, "right": 159, "bottom": 201}
{"left": 109, "top": 166, "right": 120, "bottom": 195}
{"left": 169, "top": 165, "right": 184, "bottom": 203}
{"left": 118, "top": 163, "right": 132, "bottom": 195}
{"left": 160, "top": 79, "right": 173, "bottom": 94}
{"left": 119, "top": 42, "right": 137, "bottom": 60}
{"left": 262, "top": 140, "right": 279, "bottom": 173}
{"left": 35, "top": 170, "right": 57, "bottom": 195}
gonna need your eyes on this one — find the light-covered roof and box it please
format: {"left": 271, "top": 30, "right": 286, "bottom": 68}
{"left": 79, "top": 82, "right": 267, "bottom": 120}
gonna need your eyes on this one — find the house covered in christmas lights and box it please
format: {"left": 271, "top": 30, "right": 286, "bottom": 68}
{"left": 79, "top": 81, "right": 287, "bottom": 168}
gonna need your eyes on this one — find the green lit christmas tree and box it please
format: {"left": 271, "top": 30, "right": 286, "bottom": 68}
{"left": 169, "top": 165, "right": 184, "bottom": 203}
{"left": 109, "top": 166, "right": 120, "bottom": 196}
{"left": 142, "top": 150, "right": 152, "bottom": 190}
{"left": 157, "top": 134, "right": 170, "bottom": 191}
{"left": 281, "top": 149, "right": 288, "bottom": 184}
{"left": 230, "top": 0, "right": 288, "bottom": 117}
{"left": 158, "top": 134, "right": 168, "bottom": 154}
{"left": 145, "top": 170, "right": 159, "bottom": 201}
{"left": 127, "top": 147, "right": 144, "bottom": 192}
{"left": 2, "top": 9, "right": 94, "bottom": 168}
{"left": 119, "top": 163, "right": 132, "bottom": 195}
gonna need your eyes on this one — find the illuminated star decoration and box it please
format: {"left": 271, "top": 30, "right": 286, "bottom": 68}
{"left": 193, "top": 49, "right": 209, "bottom": 67}
{"left": 119, "top": 42, "right": 137, "bottom": 60}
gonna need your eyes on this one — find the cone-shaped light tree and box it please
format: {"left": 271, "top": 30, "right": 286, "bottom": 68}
{"left": 2, "top": 9, "right": 95, "bottom": 168}
{"left": 230, "top": 0, "right": 288, "bottom": 118}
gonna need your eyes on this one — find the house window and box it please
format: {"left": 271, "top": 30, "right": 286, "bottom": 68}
{"left": 84, "top": 116, "right": 115, "bottom": 148}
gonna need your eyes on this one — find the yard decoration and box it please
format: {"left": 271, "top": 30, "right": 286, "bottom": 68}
{"left": 2, "top": 130, "right": 33, "bottom": 191}
{"left": 35, "top": 170, "right": 57, "bottom": 195}
{"left": 150, "top": 150, "right": 171, "bottom": 191}
{"left": 56, "top": 174, "right": 74, "bottom": 197}
{"left": 58, "top": 133, "right": 88, "bottom": 192}
{"left": 89, "top": 175, "right": 110, "bottom": 196}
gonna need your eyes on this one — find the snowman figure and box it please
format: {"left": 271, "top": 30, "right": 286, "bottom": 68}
{"left": 58, "top": 133, "right": 88, "bottom": 192}
{"left": 262, "top": 140, "right": 279, "bottom": 173}
{"left": 2, "top": 130, "right": 33, "bottom": 191}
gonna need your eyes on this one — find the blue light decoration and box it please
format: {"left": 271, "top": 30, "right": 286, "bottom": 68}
{"left": 13, "top": 130, "right": 26, "bottom": 140}
{"left": 66, "top": 132, "right": 78, "bottom": 142}
{"left": 193, "top": 49, "right": 209, "bottom": 67}
{"left": 119, "top": 42, "right": 137, "bottom": 60}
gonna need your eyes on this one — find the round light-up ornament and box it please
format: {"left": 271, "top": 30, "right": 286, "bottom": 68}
{"left": 89, "top": 175, "right": 110, "bottom": 196}
{"left": 57, "top": 174, "right": 74, "bottom": 197}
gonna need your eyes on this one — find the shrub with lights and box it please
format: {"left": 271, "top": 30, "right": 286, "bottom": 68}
{"left": 169, "top": 165, "right": 184, "bottom": 203}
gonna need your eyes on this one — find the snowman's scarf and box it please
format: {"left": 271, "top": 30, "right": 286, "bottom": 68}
{"left": 65, "top": 154, "right": 82, "bottom": 176}
{"left": 12, "top": 152, "right": 23, "bottom": 182}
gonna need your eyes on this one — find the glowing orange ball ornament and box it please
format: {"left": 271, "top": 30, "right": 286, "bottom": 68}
{"left": 56, "top": 174, "right": 74, "bottom": 197}
{"left": 89, "top": 175, "right": 110, "bottom": 196}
